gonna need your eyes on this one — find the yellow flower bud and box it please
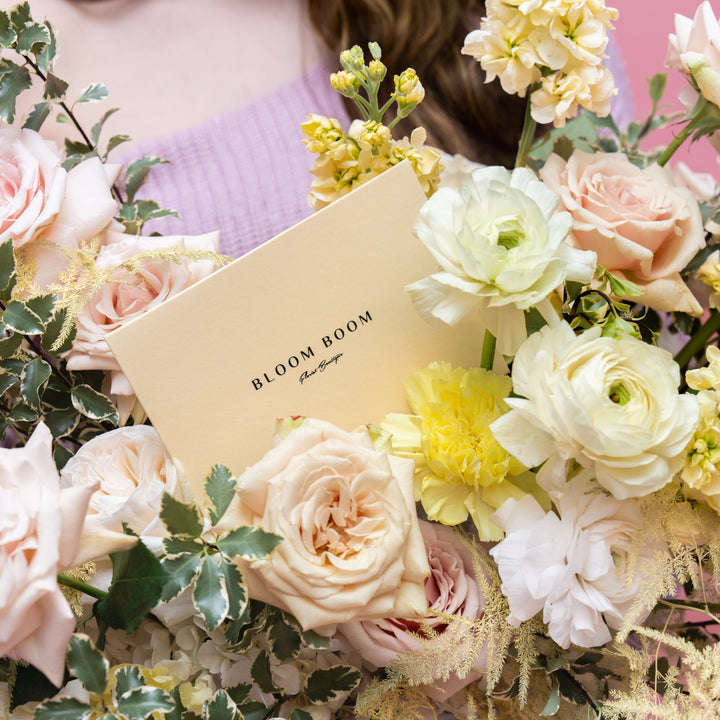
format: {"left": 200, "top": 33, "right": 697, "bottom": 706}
{"left": 367, "top": 59, "right": 387, "bottom": 82}
{"left": 358, "top": 119, "right": 392, "bottom": 149}
{"left": 330, "top": 70, "right": 360, "bottom": 97}
{"left": 300, "top": 114, "right": 344, "bottom": 154}
{"left": 394, "top": 69, "right": 425, "bottom": 116}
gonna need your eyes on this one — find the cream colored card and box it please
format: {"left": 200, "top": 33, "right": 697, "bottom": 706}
{"left": 108, "top": 161, "right": 483, "bottom": 491}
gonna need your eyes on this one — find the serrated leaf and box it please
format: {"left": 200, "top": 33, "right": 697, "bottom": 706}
{"left": 22, "top": 100, "right": 50, "bottom": 131}
{"left": 3, "top": 299, "right": 43, "bottom": 334}
{"left": 290, "top": 710, "right": 313, "bottom": 720}
{"left": 205, "top": 464, "right": 236, "bottom": 526}
{"left": 268, "top": 612, "right": 301, "bottom": 661}
{"left": 540, "top": 679, "right": 561, "bottom": 716}
{"left": 43, "top": 70, "right": 67, "bottom": 100}
{"left": 116, "top": 685, "right": 174, "bottom": 720}
{"left": 225, "top": 685, "right": 251, "bottom": 705}
{"left": 218, "top": 557, "right": 247, "bottom": 620}
{"left": 41, "top": 307, "right": 76, "bottom": 354}
{"left": 71, "top": 384, "right": 118, "bottom": 423}
{"left": 202, "top": 690, "right": 237, "bottom": 720}
{"left": 21, "top": 356, "right": 51, "bottom": 407}
{"left": 299, "top": 628, "right": 331, "bottom": 650}
{"left": 65, "top": 139, "right": 92, "bottom": 156}
{"left": 113, "top": 666, "right": 144, "bottom": 699}
{"left": 123, "top": 156, "right": 169, "bottom": 203}
{"left": 104, "top": 133, "right": 131, "bottom": 158}
{"left": 0, "top": 11, "right": 16, "bottom": 48}
{"left": 216, "top": 526, "right": 282, "bottom": 560}
{"left": 160, "top": 492, "right": 204, "bottom": 537}
{"left": 0, "top": 331, "right": 21, "bottom": 360}
{"left": 304, "top": 666, "right": 361, "bottom": 704}
{"left": 0, "top": 59, "right": 31, "bottom": 124}
{"left": 43, "top": 406, "right": 79, "bottom": 438}
{"left": 235, "top": 702, "right": 266, "bottom": 720}
{"left": 9, "top": 3, "right": 31, "bottom": 32}
{"left": 193, "top": 555, "right": 228, "bottom": 631}
{"left": 34, "top": 697, "right": 95, "bottom": 720}
{"left": 555, "top": 669, "right": 588, "bottom": 705}
{"left": 8, "top": 402, "right": 38, "bottom": 422}
{"left": 75, "top": 81, "right": 108, "bottom": 105}
{"left": 26, "top": 294, "right": 56, "bottom": 324}
{"left": 16, "top": 21, "right": 49, "bottom": 54}
{"left": 163, "top": 535, "right": 205, "bottom": 556}
{"left": 91, "top": 107, "right": 118, "bottom": 145}
{"left": 53, "top": 441, "right": 73, "bottom": 469}
{"left": 0, "top": 371, "right": 19, "bottom": 394}
{"left": 36, "top": 19, "right": 56, "bottom": 73}
{"left": 67, "top": 634, "right": 108, "bottom": 695}
{"left": 94, "top": 537, "right": 168, "bottom": 633}
{"left": 250, "top": 651, "right": 276, "bottom": 694}
{"left": 160, "top": 552, "right": 202, "bottom": 603}
{"left": 0, "top": 237, "right": 15, "bottom": 298}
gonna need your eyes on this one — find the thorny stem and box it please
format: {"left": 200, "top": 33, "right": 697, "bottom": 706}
{"left": 656, "top": 123, "right": 695, "bottom": 167}
{"left": 22, "top": 54, "right": 125, "bottom": 204}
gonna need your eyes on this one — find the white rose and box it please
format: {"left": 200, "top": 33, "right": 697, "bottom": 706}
{"left": 491, "top": 322, "right": 699, "bottom": 499}
{"left": 234, "top": 418, "right": 429, "bottom": 630}
{"left": 406, "top": 166, "right": 595, "bottom": 355}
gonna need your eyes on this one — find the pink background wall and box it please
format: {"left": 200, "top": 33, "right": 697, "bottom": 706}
{"left": 611, "top": 0, "right": 719, "bottom": 178}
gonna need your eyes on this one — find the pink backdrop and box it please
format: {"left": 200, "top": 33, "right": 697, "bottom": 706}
{"left": 611, "top": 0, "right": 719, "bottom": 178}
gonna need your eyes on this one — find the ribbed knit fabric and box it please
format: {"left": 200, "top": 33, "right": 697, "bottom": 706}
{"left": 126, "top": 62, "right": 350, "bottom": 259}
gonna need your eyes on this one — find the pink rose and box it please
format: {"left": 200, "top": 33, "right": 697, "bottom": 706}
{"left": 0, "top": 423, "right": 95, "bottom": 685}
{"left": 339, "top": 520, "right": 487, "bottom": 698}
{"left": 65, "top": 230, "right": 220, "bottom": 418}
{"left": 540, "top": 150, "right": 705, "bottom": 314}
{"left": 0, "top": 128, "right": 117, "bottom": 288}
{"left": 234, "top": 418, "right": 429, "bottom": 630}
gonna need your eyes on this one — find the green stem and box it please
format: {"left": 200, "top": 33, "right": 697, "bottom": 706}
{"left": 674, "top": 310, "right": 720, "bottom": 370}
{"left": 658, "top": 598, "right": 720, "bottom": 625}
{"left": 656, "top": 122, "right": 695, "bottom": 167}
{"left": 57, "top": 572, "right": 107, "bottom": 600}
{"left": 481, "top": 329, "right": 497, "bottom": 371}
{"left": 514, "top": 98, "right": 537, "bottom": 168}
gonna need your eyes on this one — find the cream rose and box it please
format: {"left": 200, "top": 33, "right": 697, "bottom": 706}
{"left": 491, "top": 322, "right": 699, "bottom": 500}
{"left": 65, "top": 230, "right": 220, "bottom": 419}
{"left": 60, "top": 425, "right": 190, "bottom": 555}
{"left": 234, "top": 418, "right": 429, "bottom": 630}
{"left": 0, "top": 423, "right": 96, "bottom": 685}
{"left": 540, "top": 150, "right": 705, "bottom": 314}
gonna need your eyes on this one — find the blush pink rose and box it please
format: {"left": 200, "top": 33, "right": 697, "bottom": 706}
{"left": 339, "top": 520, "right": 487, "bottom": 698}
{"left": 0, "top": 423, "right": 96, "bottom": 686}
{"left": 540, "top": 150, "right": 705, "bottom": 314}
{"left": 234, "top": 418, "right": 429, "bottom": 630}
{"left": 65, "top": 230, "right": 220, "bottom": 418}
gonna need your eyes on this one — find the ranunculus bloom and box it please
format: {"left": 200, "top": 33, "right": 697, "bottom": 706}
{"left": 0, "top": 423, "right": 96, "bottom": 685}
{"left": 406, "top": 166, "right": 595, "bottom": 355}
{"left": 540, "top": 150, "right": 705, "bottom": 315}
{"left": 339, "top": 520, "right": 487, "bottom": 697}
{"left": 666, "top": 2, "right": 720, "bottom": 109}
{"left": 234, "top": 418, "right": 429, "bottom": 630}
{"left": 490, "top": 478, "right": 661, "bottom": 648}
{"left": 65, "top": 230, "right": 220, "bottom": 419}
{"left": 60, "top": 425, "right": 190, "bottom": 555}
{"left": 491, "top": 322, "right": 699, "bottom": 500}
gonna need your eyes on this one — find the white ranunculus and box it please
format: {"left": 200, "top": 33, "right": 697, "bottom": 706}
{"left": 491, "top": 322, "right": 699, "bottom": 499}
{"left": 406, "top": 166, "right": 596, "bottom": 355}
{"left": 490, "top": 478, "right": 662, "bottom": 648}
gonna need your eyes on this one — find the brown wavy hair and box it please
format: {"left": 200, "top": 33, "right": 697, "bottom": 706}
{"left": 306, "top": 0, "right": 528, "bottom": 166}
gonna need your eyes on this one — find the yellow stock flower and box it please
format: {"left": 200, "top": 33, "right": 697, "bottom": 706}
{"left": 383, "top": 361, "right": 546, "bottom": 541}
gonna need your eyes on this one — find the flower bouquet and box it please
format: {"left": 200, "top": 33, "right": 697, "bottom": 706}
{"left": 3, "top": 1, "right": 720, "bottom": 719}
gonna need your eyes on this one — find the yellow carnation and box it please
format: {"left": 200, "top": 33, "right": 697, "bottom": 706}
{"left": 383, "top": 361, "right": 547, "bottom": 540}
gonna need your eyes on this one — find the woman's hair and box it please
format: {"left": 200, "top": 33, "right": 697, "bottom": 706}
{"left": 306, "top": 0, "right": 527, "bottom": 166}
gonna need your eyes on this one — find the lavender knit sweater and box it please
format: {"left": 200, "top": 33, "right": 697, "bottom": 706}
{"left": 128, "top": 41, "right": 633, "bottom": 260}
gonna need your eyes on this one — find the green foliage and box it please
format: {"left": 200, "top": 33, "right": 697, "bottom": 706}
{"left": 202, "top": 690, "right": 238, "bottom": 720}
{"left": 34, "top": 696, "right": 95, "bottom": 720}
{"left": 161, "top": 492, "right": 204, "bottom": 537}
{"left": 194, "top": 554, "right": 230, "bottom": 631}
{"left": 71, "top": 384, "right": 119, "bottom": 423}
{"left": 250, "top": 650, "right": 277, "bottom": 694}
{"left": 216, "top": 526, "right": 283, "bottom": 560}
{"left": 94, "top": 536, "right": 169, "bottom": 633}
{"left": 123, "top": 156, "right": 170, "bottom": 204}
{"left": 74, "top": 81, "right": 108, "bottom": 106}
{"left": 304, "top": 666, "right": 362, "bottom": 704}
{"left": 0, "top": 58, "right": 31, "bottom": 123}
{"left": 115, "top": 686, "right": 174, "bottom": 720}
{"left": 66, "top": 634, "right": 108, "bottom": 695}
{"left": 205, "top": 464, "right": 236, "bottom": 526}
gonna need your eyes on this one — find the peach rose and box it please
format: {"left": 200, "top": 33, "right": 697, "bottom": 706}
{"left": 65, "top": 230, "right": 220, "bottom": 419}
{"left": 0, "top": 423, "right": 96, "bottom": 685}
{"left": 60, "top": 425, "right": 191, "bottom": 555}
{"left": 540, "top": 150, "right": 705, "bottom": 314}
{"left": 339, "top": 520, "right": 487, "bottom": 699}
{"left": 234, "top": 418, "right": 429, "bottom": 630}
